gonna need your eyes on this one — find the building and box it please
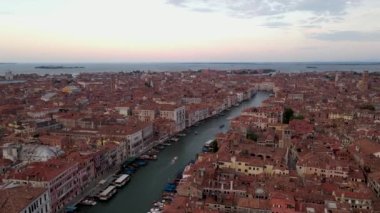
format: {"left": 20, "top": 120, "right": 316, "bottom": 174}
{"left": 3, "top": 159, "right": 79, "bottom": 213}
{"left": 368, "top": 172, "right": 380, "bottom": 197}
{"left": 5, "top": 71, "right": 14, "bottom": 81}
{"left": 185, "top": 104, "right": 209, "bottom": 127}
{"left": 134, "top": 105, "right": 158, "bottom": 122}
{"left": 296, "top": 152, "right": 349, "bottom": 178}
{"left": 241, "top": 105, "right": 283, "bottom": 126}
{"left": 158, "top": 104, "right": 186, "bottom": 132}
{"left": 2, "top": 143, "right": 64, "bottom": 163}
{"left": 0, "top": 183, "right": 51, "bottom": 213}
{"left": 358, "top": 71, "right": 369, "bottom": 92}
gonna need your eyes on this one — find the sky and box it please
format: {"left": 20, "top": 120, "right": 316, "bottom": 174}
{"left": 0, "top": 0, "right": 379, "bottom": 62}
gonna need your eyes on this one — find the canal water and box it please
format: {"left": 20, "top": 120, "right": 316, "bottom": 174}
{"left": 81, "top": 92, "right": 270, "bottom": 213}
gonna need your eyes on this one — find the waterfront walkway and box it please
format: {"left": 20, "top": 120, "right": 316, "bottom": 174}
{"left": 69, "top": 166, "right": 120, "bottom": 207}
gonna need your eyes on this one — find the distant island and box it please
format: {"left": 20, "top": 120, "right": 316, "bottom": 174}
{"left": 35, "top": 66, "right": 85, "bottom": 69}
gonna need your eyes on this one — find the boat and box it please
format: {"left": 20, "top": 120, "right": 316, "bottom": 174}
{"left": 177, "top": 133, "right": 186, "bottom": 137}
{"left": 219, "top": 124, "right": 225, "bottom": 129}
{"left": 139, "top": 154, "right": 157, "bottom": 160}
{"left": 139, "top": 155, "right": 151, "bottom": 160}
{"left": 153, "top": 201, "right": 164, "bottom": 208}
{"left": 149, "top": 207, "right": 162, "bottom": 213}
{"left": 162, "top": 192, "right": 176, "bottom": 197}
{"left": 148, "top": 149, "right": 160, "bottom": 155}
{"left": 98, "top": 185, "right": 117, "bottom": 201}
{"left": 202, "top": 139, "right": 215, "bottom": 153}
{"left": 135, "top": 159, "right": 148, "bottom": 167}
{"left": 112, "top": 174, "right": 131, "bottom": 188}
{"left": 164, "top": 182, "right": 177, "bottom": 192}
{"left": 124, "top": 169, "right": 135, "bottom": 175}
{"left": 65, "top": 206, "right": 77, "bottom": 213}
{"left": 171, "top": 156, "right": 178, "bottom": 164}
{"left": 157, "top": 145, "right": 165, "bottom": 150}
{"left": 162, "top": 196, "right": 173, "bottom": 201}
{"left": 170, "top": 137, "right": 179, "bottom": 142}
{"left": 163, "top": 142, "right": 172, "bottom": 146}
{"left": 80, "top": 198, "right": 97, "bottom": 206}
{"left": 131, "top": 163, "right": 140, "bottom": 168}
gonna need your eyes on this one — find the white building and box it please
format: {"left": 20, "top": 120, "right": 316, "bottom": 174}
{"left": 126, "top": 129, "right": 143, "bottom": 157}
{"left": 2, "top": 143, "right": 64, "bottom": 163}
{"left": 5, "top": 71, "right": 14, "bottom": 81}
{"left": 158, "top": 104, "right": 186, "bottom": 132}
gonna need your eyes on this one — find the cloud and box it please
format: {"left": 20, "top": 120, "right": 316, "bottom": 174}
{"left": 310, "top": 31, "right": 380, "bottom": 42}
{"left": 294, "top": 0, "right": 354, "bottom": 15}
{"left": 191, "top": 7, "right": 214, "bottom": 13}
{"left": 0, "top": 11, "right": 13, "bottom": 15}
{"left": 167, "top": 0, "right": 187, "bottom": 8}
{"left": 262, "top": 21, "right": 291, "bottom": 28}
{"left": 167, "top": 0, "right": 359, "bottom": 19}
{"left": 298, "top": 46, "right": 318, "bottom": 50}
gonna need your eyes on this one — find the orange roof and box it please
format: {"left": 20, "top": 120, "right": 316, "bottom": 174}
{"left": 0, "top": 185, "right": 47, "bottom": 213}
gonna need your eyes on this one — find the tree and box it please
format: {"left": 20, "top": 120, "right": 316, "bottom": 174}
{"left": 144, "top": 82, "right": 151, "bottom": 88}
{"left": 359, "top": 104, "right": 375, "bottom": 111}
{"left": 0, "top": 126, "right": 4, "bottom": 137}
{"left": 292, "top": 114, "right": 304, "bottom": 120}
{"left": 246, "top": 130, "right": 258, "bottom": 141}
{"left": 211, "top": 140, "right": 219, "bottom": 153}
{"left": 283, "top": 107, "right": 294, "bottom": 124}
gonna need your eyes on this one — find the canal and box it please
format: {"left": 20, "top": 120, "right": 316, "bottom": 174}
{"left": 81, "top": 92, "right": 270, "bottom": 213}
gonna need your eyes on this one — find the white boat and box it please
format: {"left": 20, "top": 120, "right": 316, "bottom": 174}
{"left": 113, "top": 174, "right": 130, "bottom": 188}
{"left": 170, "top": 137, "right": 179, "bottom": 142}
{"left": 98, "top": 185, "right": 117, "bottom": 201}
{"left": 140, "top": 154, "right": 158, "bottom": 160}
{"left": 80, "top": 199, "right": 97, "bottom": 206}
{"left": 171, "top": 156, "right": 178, "bottom": 164}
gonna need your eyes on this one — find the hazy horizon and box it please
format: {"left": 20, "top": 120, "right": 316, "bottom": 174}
{"left": 2, "top": 61, "right": 380, "bottom": 64}
{"left": 1, "top": 0, "right": 380, "bottom": 62}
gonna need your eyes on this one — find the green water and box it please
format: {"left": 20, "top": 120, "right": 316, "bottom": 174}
{"left": 81, "top": 92, "right": 270, "bottom": 213}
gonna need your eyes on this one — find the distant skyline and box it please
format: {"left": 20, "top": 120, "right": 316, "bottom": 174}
{"left": 1, "top": 0, "right": 380, "bottom": 62}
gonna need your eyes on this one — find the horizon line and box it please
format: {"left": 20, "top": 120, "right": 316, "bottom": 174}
{"left": 2, "top": 61, "right": 380, "bottom": 64}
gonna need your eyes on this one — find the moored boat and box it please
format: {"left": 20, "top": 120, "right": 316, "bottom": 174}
{"left": 98, "top": 185, "right": 117, "bottom": 201}
{"left": 112, "top": 174, "right": 131, "bottom": 188}
{"left": 80, "top": 198, "right": 97, "bottom": 206}
{"left": 162, "top": 142, "right": 172, "bottom": 146}
{"left": 170, "top": 137, "right": 179, "bottom": 142}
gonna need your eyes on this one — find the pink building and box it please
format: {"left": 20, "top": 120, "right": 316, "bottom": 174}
{"left": 3, "top": 159, "right": 79, "bottom": 213}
